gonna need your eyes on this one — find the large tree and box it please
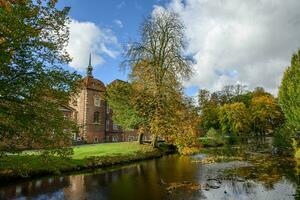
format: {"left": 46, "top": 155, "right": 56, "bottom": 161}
{"left": 106, "top": 80, "right": 145, "bottom": 143}
{"left": 0, "top": 0, "right": 80, "bottom": 154}
{"left": 250, "top": 95, "right": 283, "bottom": 137}
{"left": 124, "top": 10, "right": 192, "bottom": 147}
{"left": 218, "top": 102, "right": 250, "bottom": 137}
{"left": 279, "top": 49, "right": 300, "bottom": 136}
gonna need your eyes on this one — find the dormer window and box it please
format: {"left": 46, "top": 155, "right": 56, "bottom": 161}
{"left": 94, "top": 95, "right": 100, "bottom": 107}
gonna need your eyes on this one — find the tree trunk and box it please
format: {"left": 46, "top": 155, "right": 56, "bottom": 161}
{"left": 138, "top": 132, "right": 144, "bottom": 144}
{"left": 152, "top": 135, "right": 158, "bottom": 148}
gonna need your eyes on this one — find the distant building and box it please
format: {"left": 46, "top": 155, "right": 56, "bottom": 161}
{"left": 69, "top": 55, "right": 138, "bottom": 143}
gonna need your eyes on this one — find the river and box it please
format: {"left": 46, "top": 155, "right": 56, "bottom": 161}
{"left": 0, "top": 145, "right": 299, "bottom": 200}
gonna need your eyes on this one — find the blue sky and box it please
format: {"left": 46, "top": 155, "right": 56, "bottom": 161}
{"left": 57, "top": 0, "right": 198, "bottom": 96}
{"left": 57, "top": 0, "right": 300, "bottom": 96}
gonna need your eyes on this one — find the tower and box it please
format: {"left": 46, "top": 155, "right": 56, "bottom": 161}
{"left": 87, "top": 53, "right": 93, "bottom": 77}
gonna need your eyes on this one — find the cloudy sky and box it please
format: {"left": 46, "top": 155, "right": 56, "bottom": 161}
{"left": 58, "top": 0, "right": 300, "bottom": 96}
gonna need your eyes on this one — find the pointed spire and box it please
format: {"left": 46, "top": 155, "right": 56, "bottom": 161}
{"left": 87, "top": 53, "right": 93, "bottom": 77}
{"left": 88, "top": 53, "right": 92, "bottom": 66}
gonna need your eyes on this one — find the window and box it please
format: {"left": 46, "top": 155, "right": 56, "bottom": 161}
{"left": 112, "top": 136, "right": 118, "bottom": 142}
{"left": 94, "top": 95, "right": 100, "bottom": 107}
{"left": 94, "top": 137, "right": 98, "bottom": 143}
{"left": 128, "top": 136, "right": 135, "bottom": 142}
{"left": 106, "top": 120, "right": 109, "bottom": 131}
{"left": 94, "top": 112, "right": 100, "bottom": 123}
{"left": 113, "top": 124, "right": 118, "bottom": 130}
{"left": 106, "top": 104, "right": 110, "bottom": 114}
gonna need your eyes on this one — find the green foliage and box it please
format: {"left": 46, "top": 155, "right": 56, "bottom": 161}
{"left": 219, "top": 102, "right": 250, "bottom": 136}
{"left": 200, "top": 128, "right": 224, "bottom": 147}
{"left": 273, "top": 126, "right": 293, "bottom": 154}
{"left": 124, "top": 11, "right": 195, "bottom": 148}
{"left": 279, "top": 49, "right": 300, "bottom": 135}
{"left": 198, "top": 85, "right": 249, "bottom": 133}
{"left": 0, "top": 1, "right": 81, "bottom": 153}
{"left": 200, "top": 105, "right": 220, "bottom": 131}
{"left": 106, "top": 80, "right": 143, "bottom": 130}
{"left": 198, "top": 84, "right": 285, "bottom": 142}
{"left": 250, "top": 95, "right": 284, "bottom": 136}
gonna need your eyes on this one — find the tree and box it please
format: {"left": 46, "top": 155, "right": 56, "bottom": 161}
{"left": 198, "top": 89, "right": 210, "bottom": 111}
{"left": 106, "top": 80, "right": 144, "bottom": 143}
{"left": 124, "top": 10, "right": 192, "bottom": 147}
{"left": 218, "top": 102, "right": 250, "bottom": 138}
{"left": 279, "top": 49, "right": 300, "bottom": 136}
{"left": 250, "top": 95, "right": 284, "bottom": 137}
{"left": 0, "top": 0, "right": 80, "bottom": 154}
{"left": 198, "top": 89, "right": 220, "bottom": 132}
{"left": 168, "top": 96, "right": 200, "bottom": 154}
{"left": 200, "top": 105, "right": 220, "bottom": 132}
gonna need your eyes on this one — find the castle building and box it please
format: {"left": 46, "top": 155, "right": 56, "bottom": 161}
{"left": 69, "top": 55, "right": 137, "bottom": 143}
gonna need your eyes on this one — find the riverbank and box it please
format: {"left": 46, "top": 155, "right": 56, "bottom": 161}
{"left": 0, "top": 142, "right": 171, "bottom": 181}
{"left": 1, "top": 144, "right": 298, "bottom": 200}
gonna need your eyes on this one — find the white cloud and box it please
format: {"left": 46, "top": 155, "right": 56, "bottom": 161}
{"left": 117, "top": 1, "right": 125, "bottom": 9}
{"left": 157, "top": 0, "right": 300, "bottom": 94}
{"left": 66, "top": 19, "right": 120, "bottom": 71}
{"left": 113, "top": 19, "right": 124, "bottom": 28}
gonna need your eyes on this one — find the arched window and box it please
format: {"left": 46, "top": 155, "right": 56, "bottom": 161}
{"left": 94, "top": 111, "right": 100, "bottom": 123}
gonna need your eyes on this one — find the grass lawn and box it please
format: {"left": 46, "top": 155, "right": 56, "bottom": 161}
{"left": 0, "top": 142, "right": 162, "bottom": 180}
{"left": 72, "top": 142, "right": 154, "bottom": 159}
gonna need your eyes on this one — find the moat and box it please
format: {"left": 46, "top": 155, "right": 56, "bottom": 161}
{"left": 1, "top": 145, "right": 299, "bottom": 200}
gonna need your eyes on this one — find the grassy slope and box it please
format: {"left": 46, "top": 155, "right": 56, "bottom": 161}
{"left": 0, "top": 142, "right": 162, "bottom": 180}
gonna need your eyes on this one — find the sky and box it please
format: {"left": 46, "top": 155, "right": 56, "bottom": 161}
{"left": 57, "top": 0, "right": 300, "bottom": 97}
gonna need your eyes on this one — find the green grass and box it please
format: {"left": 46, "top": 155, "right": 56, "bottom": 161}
{"left": 0, "top": 142, "right": 163, "bottom": 180}
{"left": 72, "top": 142, "right": 154, "bottom": 159}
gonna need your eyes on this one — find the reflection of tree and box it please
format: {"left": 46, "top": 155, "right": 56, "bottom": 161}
{"left": 0, "top": 176, "right": 69, "bottom": 199}
{"left": 242, "top": 181, "right": 256, "bottom": 194}
{"left": 64, "top": 175, "right": 86, "bottom": 199}
{"left": 224, "top": 145, "right": 298, "bottom": 190}
{"left": 224, "top": 179, "right": 256, "bottom": 196}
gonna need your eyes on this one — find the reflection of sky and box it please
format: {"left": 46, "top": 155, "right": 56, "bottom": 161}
{"left": 2, "top": 155, "right": 298, "bottom": 200}
{"left": 203, "top": 180, "right": 295, "bottom": 200}
{"left": 15, "top": 190, "right": 65, "bottom": 200}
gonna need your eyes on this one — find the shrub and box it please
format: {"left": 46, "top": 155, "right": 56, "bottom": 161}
{"left": 199, "top": 128, "right": 225, "bottom": 147}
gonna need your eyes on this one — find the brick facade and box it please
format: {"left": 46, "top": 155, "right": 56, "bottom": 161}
{"left": 69, "top": 60, "right": 139, "bottom": 143}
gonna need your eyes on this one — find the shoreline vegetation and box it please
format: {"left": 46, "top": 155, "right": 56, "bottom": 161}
{"left": 0, "top": 142, "right": 174, "bottom": 181}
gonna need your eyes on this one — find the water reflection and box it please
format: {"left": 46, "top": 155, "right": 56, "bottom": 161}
{"left": 0, "top": 152, "right": 299, "bottom": 200}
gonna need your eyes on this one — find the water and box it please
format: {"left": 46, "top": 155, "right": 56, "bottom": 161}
{"left": 0, "top": 146, "right": 299, "bottom": 200}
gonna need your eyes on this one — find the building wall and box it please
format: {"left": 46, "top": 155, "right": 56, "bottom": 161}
{"left": 70, "top": 76, "right": 141, "bottom": 144}
{"left": 85, "top": 88, "right": 106, "bottom": 143}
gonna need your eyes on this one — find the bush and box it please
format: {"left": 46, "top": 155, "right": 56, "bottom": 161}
{"left": 226, "top": 133, "right": 239, "bottom": 145}
{"left": 199, "top": 128, "right": 225, "bottom": 147}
